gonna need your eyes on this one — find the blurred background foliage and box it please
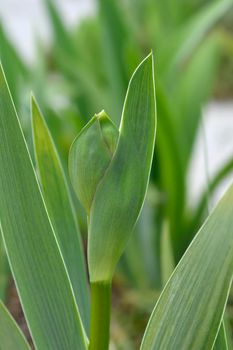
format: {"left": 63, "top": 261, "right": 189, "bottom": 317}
{"left": 0, "top": 0, "right": 233, "bottom": 348}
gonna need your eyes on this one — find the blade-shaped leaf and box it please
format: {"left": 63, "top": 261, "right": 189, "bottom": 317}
{"left": 97, "top": 0, "right": 129, "bottom": 123}
{"left": 44, "top": 0, "right": 108, "bottom": 121}
{"left": 123, "top": 197, "right": 160, "bottom": 289}
{"left": 44, "top": 0, "right": 78, "bottom": 58}
{"left": 88, "top": 53, "right": 156, "bottom": 282}
{"left": 155, "top": 86, "right": 185, "bottom": 262}
{"left": 191, "top": 157, "right": 233, "bottom": 241}
{"left": 0, "top": 66, "right": 87, "bottom": 349}
{"left": 0, "top": 23, "right": 28, "bottom": 108}
{"left": 162, "top": 0, "right": 233, "bottom": 75}
{"left": 172, "top": 33, "right": 220, "bottom": 171}
{"left": 141, "top": 183, "right": 233, "bottom": 350}
{"left": 0, "top": 301, "right": 30, "bottom": 350}
{"left": 161, "top": 222, "right": 174, "bottom": 287}
{"left": 31, "top": 97, "right": 90, "bottom": 333}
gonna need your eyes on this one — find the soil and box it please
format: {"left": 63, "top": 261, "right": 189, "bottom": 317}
{"left": 6, "top": 278, "right": 34, "bottom": 349}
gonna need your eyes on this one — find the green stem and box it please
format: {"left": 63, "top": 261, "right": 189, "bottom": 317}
{"left": 89, "top": 282, "right": 111, "bottom": 350}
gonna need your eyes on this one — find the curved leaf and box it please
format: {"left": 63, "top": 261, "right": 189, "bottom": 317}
{"left": 173, "top": 33, "right": 220, "bottom": 170}
{"left": 141, "top": 184, "right": 233, "bottom": 350}
{"left": 88, "top": 53, "right": 156, "bottom": 282}
{"left": 31, "top": 98, "right": 90, "bottom": 333}
{"left": 191, "top": 157, "right": 233, "bottom": 238}
{"left": 162, "top": 0, "right": 233, "bottom": 75}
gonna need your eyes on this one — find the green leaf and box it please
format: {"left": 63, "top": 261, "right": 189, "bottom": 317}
{"left": 87, "top": 53, "right": 156, "bottom": 282}
{"left": 0, "top": 23, "right": 28, "bottom": 108}
{"left": 141, "top": 184, "right": 233, "bottom": 350}
{"left": 97, "top": 0, "right": 129, "bottom": 123}
{"left": 44, "top": 0, "right": 77, "bottom": 58}
{"left": 31, "top": 98, "right": 90, "bottom": 333}
{"left": 213, "top": 322, "right": 228, "bottom": 350}
{"left": 123, "top": 196, "right": 160, "bottom": 289}
{"left": 0, "top": 301, "right": 30, "bottom": 350}
{"left": 44, "top": 0, "right": 107, "bottom": 119}
{"left": 155, "top": 86, "right": 185, "bottom": 261}
{"left": 172, "top": 33, "right": 220, "bottom": 170}
{"left": 0, "top": 66, "right": 87, "bottom": 349}
{"left": 161, "top": 221, "right": 174, "bottom": 287}
{"left": 191, "top": 157, "right": 233, "bottom": 239}
{"left": 162, "top": 0, "right": 233, "bottom": 75}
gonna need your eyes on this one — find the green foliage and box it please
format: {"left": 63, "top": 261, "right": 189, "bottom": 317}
{"left": 0, "top": 24, "right": 28, "bottom": 108}
{"left": 0, "top": 0, "right": 233, "bottom": 347}
{"left": 0, "top": 0, "right": 230, "bottom": 278}
{"left": 141, "top": 184, "right": 233, "bottom": 349}
{"left": 69, "top": 54, "right": 156, "bottom": 283}
{"left": 41, "top": 0, "right": 233, "bottom": 274}
{"left": 0, "top": 65, "right": 87, "bottom": 349}
{"left": 0, "top": 50, "right": 233, "bottom": 349}
{"left": 31, "top": 98, "right": 90, "bottom": 332}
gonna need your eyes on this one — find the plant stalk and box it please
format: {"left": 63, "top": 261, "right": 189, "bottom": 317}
{"left": 89, "top": 282, "right": 111, "bottom": 350}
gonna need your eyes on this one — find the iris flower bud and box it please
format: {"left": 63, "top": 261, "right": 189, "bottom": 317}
{"left": 69, "top": 111, "right": 119, "bottom": 214}
{"left": 69, "top": 53, "right": 156, "bottom": 283}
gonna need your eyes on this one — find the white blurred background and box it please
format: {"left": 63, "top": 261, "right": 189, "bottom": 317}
{"left": 0, "top": 0, "right": 95, "bottom": 63}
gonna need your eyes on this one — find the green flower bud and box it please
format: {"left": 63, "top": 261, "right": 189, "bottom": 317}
{"left": 69, "top": 53, "right": 156, "bottom": 283}
{"left": 69, "top": 110, "right": 119, "bottom": 214}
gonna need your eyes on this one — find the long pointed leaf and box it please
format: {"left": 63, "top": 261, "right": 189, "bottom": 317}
{"left": 31, "top": 97, "right": 90, "bottom": 333}
{"left": 97, "top": 0, "right": 129, "bottom": 123}
{"left": 162, "top": 0, "right": 233, "bottom": 75}
{"left": 155, "top": 86, "right": 185, "bottom": 261}
{"left": 0, "top": 66, "right": 87, "bottom": 349}
{"left": 88, "top": 53, "right": 156, "bottom": 282}
{"left": 173, "top": 33, "right": 220, "bottom": 170}
{"left": 0, "top": 23, "right": 28, "bottom": 108}
{"left": 141, "top": 184, "right": 233, "bottom": 350}
{"left": 191, "top": 157, "right": 233, "bottom": 239}
{"left": 44, "top": 0, "right": 77, "bottom": 58}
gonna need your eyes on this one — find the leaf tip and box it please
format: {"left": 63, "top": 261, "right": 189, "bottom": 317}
{"left": 30, "top": 94, "right": 43, "bottom": 127}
